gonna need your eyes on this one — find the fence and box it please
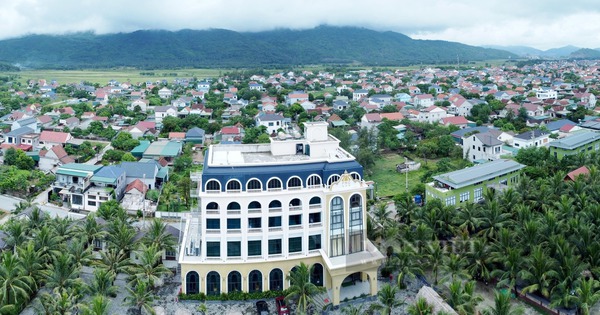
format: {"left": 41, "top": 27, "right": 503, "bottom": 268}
{"left": 155, "top": 211, "right": 189, "bottom": 219}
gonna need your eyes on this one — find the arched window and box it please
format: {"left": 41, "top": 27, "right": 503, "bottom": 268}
{"left": 330, "top": 196, "right": 345, "bottom": 257}
{"left": 206, "top": 271, "right": 220, "bottom": 295}
{"left": 349, "top": 194, "right": 364, "bottom": 253}
{"left": 311, "top": 264, "right": 324, "bottom": 287}
{"left": 246, "top": 179, "right": 262, "bottom": 192}
{"left": 327, "top": 174, "right": 341, "bottom": 186}
{"left": 228, "top": 271, "right": 242, "bottom": 292}
{"left": 350, "top": 172, "right": 361, "bottom": 181}
{"left": 289, "top": 198, "right": 302, "bottom": 208}
{"left": 249, "top": 270, "right": 263, "bottom": 293}
{"left": 227, "top": 202, "right": 241, "bottom": 210}
{"left": 248, "top": 201, "right": 261, "bottom": 210}
{"left": 287, "top": 177, "right": 302, "bottom": 190}
{"left": 309, "top": 196, "right": 321, "bottom": 206}
{"left": 268, "top": 200, "right": 282, "bottom": 210}
{"left": 186, "top": 271, "right": 199, "bottom": 294}
{"left": 267, "top": 178, "right": 282, "bottom": 191}
{"left": 350, "top": 194, "right": 362, "bottom": 208}
{"left": 206, "top": 202, "right": 219, "bottom": 210}
{"left": 205, "top": 179, "right": 221, "bottom": 192}
{"left": 269, "top": 269, "right": 283, "bottom": 291}
{"left": 226, "top": 180, "right": 241, "bottom": 192}
{"left": 307, "top": 175, "right": 322, "bottom": 188}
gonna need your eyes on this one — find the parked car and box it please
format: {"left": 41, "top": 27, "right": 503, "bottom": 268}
{"left": 256, "top": 300, "right": 269, "bottom": 315}
{"left": 275, "top": 296, "right": 290, "bottom": 315}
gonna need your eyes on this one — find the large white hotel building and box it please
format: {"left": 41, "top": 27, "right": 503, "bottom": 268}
{"left": 179, "top": 122, "right": 384, "bottom": 305}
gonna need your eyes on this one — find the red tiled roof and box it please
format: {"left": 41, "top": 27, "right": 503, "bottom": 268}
{"left": 380, "top": 112, "right": 404, "bottom": 121}
{"left": 565, "top": 166, "right": 590, "bottom": 181}
{"left": 39, "top": 131, "right": 71, "bottom": 143}
{"left": 168, "top": 132, "right": 186, "bottom": 139}
{"left": 221, "top": 126, "right": 240, "bottom": 135}
{"left": 137, "top": 121, "right": 155, "bottom": 129}
{"left": 442, "top": 116, "right": 469, "bottom": 125}
{"left": 125, "top": 179, "right": 147, "bottom": 194}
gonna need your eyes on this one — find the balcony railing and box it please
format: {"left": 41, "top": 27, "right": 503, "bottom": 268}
{"left": 289, "top": 225, "right": 303, "bottom": 230}
{"left": 289, "top": 206, "right": 302, "bottom": 211}
{"left": 206, "top": 210, "right": 219, "bottom": 215}
{"left": 247, "top": 188, "right": 262, "bottom": 193}
{"left": 309, "top": 204, "right": 321, "bottom": 209}
{"left": 206, "top": 189, "right": 220, "bottom": 194}
{"left": 248, "top": 228, "right": 262, "bottom": 233}
{"left": 268, "top": 227, "right": 282, "bottom": 232}
{"left": 309, "top": 222, "right": 322, "bottom": 228}
{"left": 248, "top": 209, "right": 262, "bottom": 214}
{"left": 269, "top": 207, "right": 282, "bottom": 213}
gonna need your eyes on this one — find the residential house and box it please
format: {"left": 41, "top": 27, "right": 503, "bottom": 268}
{"left": 462, "top": 132, "right": 504, "bottom": 162}
{"left": 38, "top": 145, "right": 75, "bottom": 172}
{"left": 285, "top": 91, "right": 309, "bottom": 105}
{"left": 12, "top": 117, "right": 39, "bottom": 133}
{"left": 574, "top": 92, "right": 597, "bottom": 109}
{"left": 185, "top": 127, "right": 206, "bottom": 145}
{"left": 425, "top": 159, "right": 525, "bottom": 206}
{"left": 52, "top": 163, "right": 102, "bottom": 210}
{"left": 417, "top": 106, "right": 446, "bottom": 123}
{"left": 118, "top": 160, "right": 161, "bottom": 190}
{"left": 353, "top": 89, "right": 369, "bottom": 101}
{"left": 83, "top": 166, "right": 127, "bottom": 212}
{"left": 300, "top": 101, "right": 316, "bottom": 111}
{"left": 549, "top": 132, "right": 600, "bottom": 159}
{"left": 129, "top": 99, "right": 149, "bottom": 112}
{"left": 37, "top": 115, "right": 54, "bottom": 128}
{"left": 332, "top": 99, "right": 349, "bottom": 111}
{"left": 169, "top": 132, "right": 186, "bottom": 141}
{"left": 220, "top": 126, "right": 243, "bottom": 143}
{"left": 127, "top": 124, "right": 150, "bottom": 139}
{"left": 154, "top": 106, "right": 178, "bottom": 123}
{"left": 38, "top": 131, "right": 72, "bottom": 149}
{"left": 256, "top": 112, "right": 286, "bottom": 134}
{"left": 512, "top": 130, "right": 551, "bottom": 149}
{"left": 158, "top": 87, "right": 173, "bottom": 99}
{"left": 441, "top": 116, "right": 469, "bottom": 129}
{"left": 534, "top": 87, "right": 558, "bottom": 100}
{"left": 3, "top": 127, "right": 35, "bottom": 149}
{"left": 447, "top": 95, "right": 474, "bottom": 117}
{"left": 142, "top": 141, "right": 182, "bottom": 164}
{"left": 395, "top": 93, "right": 412, "bottom": 103}
{"left": 413, "top": 94, "right": 435, "bottom": 108}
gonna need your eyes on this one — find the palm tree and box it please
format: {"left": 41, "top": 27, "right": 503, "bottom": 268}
{"left": 341, "top": 303, "right": 363, "bottom": 315}
{"left": 68, "top": 238, "right": 94, "bottom": 267}
{"left": 74, "top": 213, "right": 107, "bottom": 246}
{"left": 520, "top": 245, "right": 557, "bottom": 298}
{"left": 106, "top": 219, "right": 136, "bottom": 255}
{"left": 16, "top": 241, "right": 45, "bottom": 291}
{"left": 142, "top": 218, "right": 177, "bottom": 260}
{"left": 125, "top": 280, "right": 156, "bottom": 315}
{"left": 372, "top": 201, "right": 393, "bottom": 227}
{"left": 447, "top": 280, "right": 483, "bottom": 315}
{"left": 571, "top": 278, "right": 600, "bottom": 315}
{"left": 37, "top": 288, "right": 78, "bottom": 315}
{"left": 407, "top": 297, "right": 434, "bottom": 315}
{"left": 481, "top": 290, "right": 523, "bottom": 315}
{"left": 424, "top": 240, "right": 445, "bottom": 285}
{"left": 465, "top": 237, "right": 493, "bottom": 282}
{"left": 285, "top": 262, "right": 325, "bottom": 315}
{"left": 440, "top": 253, "right": 469, "bottom": 284}
{"left": 478, "top": 200, "right": 511, "bottom": 240}
{"left": 86, "top": 268, "right": 118, "bottom": 298}
{"left": 371, "top": 283, "right": 404, "bottom": 315}
{"left": 96, "top": 248, "right": 131, "bottom": 278}
{"left": 45, "top": 252, "right": 82, "bottom": 291}
{"left": 492, "top": 247, "right": 523, "bottom": 297}
{"left": 0, "top": 251, "right": 33, "bottom": 309}
{"left": 32, "top": 225, "right": 62, "bottom": 264}
{"left": 127, "top": 244, "right": 172, "bottom": 287}
{"left": 4, "top": 219, "right": 27, "bottom": 253}
{"left": 389, "top": 245, "right": 423, "bottom": 289}
{"left": 456, "top": 202, "right": 482, "bottom": 235}
{"left": 79, "top": 294, "right": 111, "bottom": 315}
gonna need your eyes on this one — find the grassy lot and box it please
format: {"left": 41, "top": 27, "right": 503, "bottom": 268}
{"left": 366, "top": 153, "right": 471, "bottom": 198}
{"left": 366, "top": 154, "right": 437, "bottom": 198}
{"left": 4, "top": 68, "right": 226, "bottom": 85}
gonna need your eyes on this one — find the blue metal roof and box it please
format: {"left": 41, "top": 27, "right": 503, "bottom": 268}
{"left": 201, "top": 160, "right": 363, "bottom": 191}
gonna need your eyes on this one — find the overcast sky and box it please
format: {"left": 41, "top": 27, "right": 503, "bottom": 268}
{"left": 2, "top": 0, "right": 600, "bottom": 50}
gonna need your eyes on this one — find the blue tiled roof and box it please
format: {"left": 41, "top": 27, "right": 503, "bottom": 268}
{"left": 545, "top": 119, "right": 576, "bottom": 131}
{"left": 201, "top": 160, "right": 363, "bottom": 192}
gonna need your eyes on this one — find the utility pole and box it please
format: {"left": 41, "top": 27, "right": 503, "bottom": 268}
{"left": 142, "top": 173, "right": 146, "bottom": 229}
{"left": 405, "top": 157, "right": 408, "bottom": 193}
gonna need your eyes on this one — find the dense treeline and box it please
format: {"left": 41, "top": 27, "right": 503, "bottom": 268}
{"left": 0, "top": 26, "right": 516, "bottom": 69}
{"left": 372, "top": 149, "right": 600, "bottom": 314}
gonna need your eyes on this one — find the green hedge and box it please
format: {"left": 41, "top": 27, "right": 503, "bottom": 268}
{"left": 179, "top": 290, "right": 288, "bottom": 301}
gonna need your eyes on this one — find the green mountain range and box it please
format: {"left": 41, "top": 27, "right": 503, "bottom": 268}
{"left": 0, "top": 26, "right": 516, "bottom": 69}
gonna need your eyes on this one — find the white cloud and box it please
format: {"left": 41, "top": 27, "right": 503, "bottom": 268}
{"left": 0, "top": 0, "right": 599, "bottom": 50}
